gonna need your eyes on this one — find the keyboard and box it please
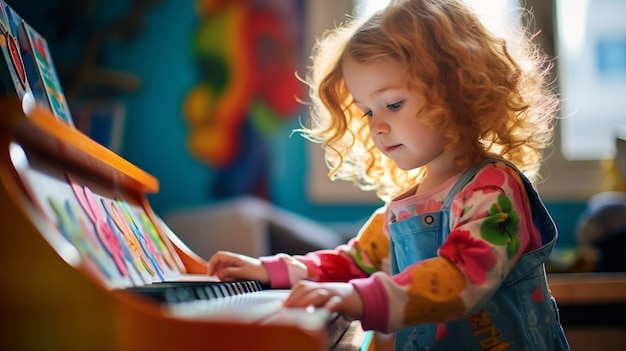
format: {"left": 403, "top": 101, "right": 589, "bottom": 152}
{"left": 120, "top": 280, "right": 352, "bottom": 348}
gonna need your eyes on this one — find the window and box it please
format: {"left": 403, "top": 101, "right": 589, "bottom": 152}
{"left": 556, "top": 0, "right": 626, "bottom": 160}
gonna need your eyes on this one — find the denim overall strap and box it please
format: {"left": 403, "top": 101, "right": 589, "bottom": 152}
{"left": 441, "top": 158, "right": 499, "bottom": 210}
{"left": 514, "top": 165, "right": 557, "bottom": 246}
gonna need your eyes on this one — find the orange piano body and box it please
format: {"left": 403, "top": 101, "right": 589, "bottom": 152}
{"left": 0, "top": 97, "right": 355, "bottom": 351}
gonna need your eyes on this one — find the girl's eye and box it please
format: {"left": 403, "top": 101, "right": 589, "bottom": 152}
{"left": 387, "top": 101, "right": 403, "bottom": 111}
{"left": 362, "top": 110, "right": 373, "bottom": 118}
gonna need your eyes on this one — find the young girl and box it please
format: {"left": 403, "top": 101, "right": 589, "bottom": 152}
{"left": 207, "top": 0, "right": 570, "bottom": 349}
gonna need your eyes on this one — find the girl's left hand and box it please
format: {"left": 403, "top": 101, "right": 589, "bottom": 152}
{"left": 284, "top": 281, "right": 364, "bottom": 320}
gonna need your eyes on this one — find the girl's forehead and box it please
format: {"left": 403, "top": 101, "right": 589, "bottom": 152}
{"left": 342, "top": 57, "right": 404, "bottom": 74}
{"left": 343, "top": 59, "right": 410, "bottom": 90}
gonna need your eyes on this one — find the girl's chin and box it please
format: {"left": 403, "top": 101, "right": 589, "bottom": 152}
{"left": 391, "top": 160, "right": 421, "bottom": 171}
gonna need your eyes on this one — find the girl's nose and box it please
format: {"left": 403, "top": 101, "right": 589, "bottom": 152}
{"left": 369, "top": 116, "right": 389, "bottom": 135}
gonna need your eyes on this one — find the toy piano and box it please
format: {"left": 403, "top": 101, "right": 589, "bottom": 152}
{"left": 0, "top": 97, "right": 371, "bottom": 351}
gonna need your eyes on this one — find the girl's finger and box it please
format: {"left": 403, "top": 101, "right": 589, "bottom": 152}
{"left": 285, "top": 285, "right": 332, "bottom": 308}
{"left": 324, "top": 295, "right": 342, "bottom": 314}
{"left": 207, "top": 252, "right": 243, "bottom": 275}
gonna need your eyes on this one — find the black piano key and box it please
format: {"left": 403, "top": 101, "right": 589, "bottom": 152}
{"left": 118, "top": 280, "right": 264, "bottom": 303}
{"left": 204, "top": 286, "right": 216, "bottom": 299}
{"left": 212, "top": 285, "right": 224, "bottom": 298}
{"left": 194, "top": 286, "right": 208, "bottom": 300}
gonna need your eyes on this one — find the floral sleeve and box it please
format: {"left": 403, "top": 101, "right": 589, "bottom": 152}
{"left": 260, "top": 207, "right": 391, "bottom": 288}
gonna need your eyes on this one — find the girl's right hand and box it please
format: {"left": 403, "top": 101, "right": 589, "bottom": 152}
{"left": 284, "top": 280, "right": 364, "bottom": 320}
{"left": 206, "top": 251, "right": 270, "bottom": 284}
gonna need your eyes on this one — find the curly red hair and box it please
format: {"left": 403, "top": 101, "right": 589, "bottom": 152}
{"left": 298, "top": 0, "right": 559, "bottom": 200}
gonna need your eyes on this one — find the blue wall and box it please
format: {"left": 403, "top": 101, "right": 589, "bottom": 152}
{"left": 7, "top": 0, "right": 588, "bottom": 248}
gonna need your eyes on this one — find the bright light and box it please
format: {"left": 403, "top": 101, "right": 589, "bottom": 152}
{"left": 355, "top": 0, "right": 390, "bottom": 18}
{"left": 464, "top": 0, "right": 518, "bottom": 38}
{"left": 556, "top": 0, "right": 589, "bottom": 53}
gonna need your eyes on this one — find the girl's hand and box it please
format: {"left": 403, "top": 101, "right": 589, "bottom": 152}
{"left": 206, "top": 251, "right": 270, "bottom": 284}
{"left": 284, "top": 281, "right": 364, "bottom": 320}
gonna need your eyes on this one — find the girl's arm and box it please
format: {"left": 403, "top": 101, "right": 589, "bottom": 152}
{"left": 260, "top": 207, "right": 391, "bottom": 288}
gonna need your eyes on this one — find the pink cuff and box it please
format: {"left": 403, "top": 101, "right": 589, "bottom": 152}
{"left": 260, "top": 255, "right": 291, "bottom": 289}
{"left": 350, "top": 275, "right": 389, "bottom": 332}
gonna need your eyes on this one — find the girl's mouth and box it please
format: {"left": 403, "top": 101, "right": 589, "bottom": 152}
{"left": 383, "top": 144, "right": 401, "bottom": 153}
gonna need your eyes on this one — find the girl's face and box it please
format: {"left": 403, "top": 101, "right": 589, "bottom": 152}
{"left": 343, "top": 58, "right": 450, "bottom": 172}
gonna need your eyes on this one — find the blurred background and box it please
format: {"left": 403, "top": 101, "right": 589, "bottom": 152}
{"left": 5, "top": 0, "right": 625, "bottom": 271}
